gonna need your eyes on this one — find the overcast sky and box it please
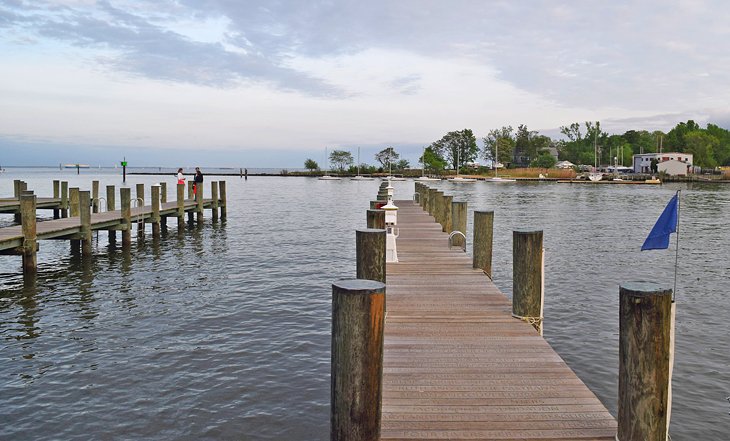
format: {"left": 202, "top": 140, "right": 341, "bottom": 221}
{"left": 1, "top": 0, "right": 729, "bottom": 167}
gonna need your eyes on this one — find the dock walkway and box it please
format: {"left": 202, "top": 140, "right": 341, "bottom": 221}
{"left": 380, "top": 200, "right": 616, "bottom": 440}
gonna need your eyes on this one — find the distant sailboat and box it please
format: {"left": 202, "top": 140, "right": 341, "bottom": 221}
{"left": 588, "top": 134, "right": 603, "bottom": 182}
{"left": 484, "top": 138, "right": 515, "bottom": 182}
{"left": 383, "top": 156, "right": 407, "bottom": 181}
{"left": 449, "top": 147, "right": 476, "bottom": 182}
{"left": 416, "top": 146, "right": 440, "bottom": 181}
{"left": 319, "top": 147, "right": 342, "bottom": 180}
{"left": 351, "top": 147, "right": 374, "bottom": 181}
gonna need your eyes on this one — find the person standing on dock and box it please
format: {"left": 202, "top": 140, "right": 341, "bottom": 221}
{"left": 193, "top": 167, "right": 204, "bottom": 195}
{"left": 177, "top": 168, "right": 185, "bottom": 185}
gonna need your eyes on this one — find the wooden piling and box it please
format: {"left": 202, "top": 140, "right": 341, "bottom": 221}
{"left": 219, "top": 181, "right": 227, "bottom": 220}
{"left": 61, "top": 181, "right": 69, "bottom": 218}
{"left": 151, "top": 185, "right": 161, "bottom": 238}
{"left": 366, "top": 209, "right": 385, "bottom": 229}
{"left": 434, "top": 191, "right": 444, "bottom": 229}
{"left": 14, "top": 181, "right": 26, "bottom": 223}
{"left": 473, "top": 210, "right": 494, "bottom": 277}
{"left": 451, "top": 200, "right": 467, "bottom": 248}
{"left": 211, "top": 181, "right": 219, "bottom": 222}
{"left": 441, "top": 194, "right": 453, "bottom": 233}
{"left": 120, "top": 187, "right": 131, "bottom": 246}
{"left": 176, "top": 183, "right": 185, "bottom": 226}
{"left": 20, "top": 193, "right": 37, "bottom": 273}
{"left": 187, "top": 181, "right": 195, "bottom": 223}
{"left": 107, "top": 185, "right": 116, "bottom": 244}
{"left": 160, "top": 182, "right": 168, "bottom": 228}
{"left": 512, "top": 230, "right": 544, "bottom": 335}
{"left": 331, "top": 279, "right": 385, "bottom": 441}
{"left": 92, "top": 180, "right": 99, "bottom": 213}
{"left": 617, "top": 283, "right": 673, "bottom": 441}
{"left": 196, "top": 181, "right": 204, "bottom": 224}
{"left": 79, "top": 191, "right": 92, "bottom": 256}
{"left": 356, "top": 229, "right": 386, "bottom": 283}
{"left": 70, "top": 188, "right": 80, "bottom": 217}
{"left": 136, "top": 183, "right": 145, "bottom": 207}
{"left": 53, "top": 180, "right": 60, "bottom": 219}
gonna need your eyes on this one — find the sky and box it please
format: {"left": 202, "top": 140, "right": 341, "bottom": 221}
{"left": 1, "top": 0, "right": 729, "bottom": 168}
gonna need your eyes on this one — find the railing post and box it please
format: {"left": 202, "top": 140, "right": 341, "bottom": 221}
{"left": 211, "top": 181, "right": 219, "bottom": 222}
{"left": 451, "top": 200, "right": 467, "bottom": 249}
{"left": 512, "top": 230, "right": 544, "bottom": 335}
{"left": 176, "top": 183, "right": 185, "bottom": 226}
{"left": 53, "top": 180, "right": 60, "bottom": 219}
{"left": 61, "top": 181, "right": 69, "bottom": 218}
{"left": 107, "top": 185, "right": 116, "bottom": 244}
{"left": 120, "top": 187, "right": 131, "bottom": 247}
{"left": 356, "top": 229, "right": 386, "bottom": 283}
{"left": 79, "top": 190, "right": 92, "bottom": 256}
{"left": 331, "top": 279, "right": 385, "bottom": 441}
{"left": 219, "top": 181, "right": 227, "bottom": 220}
{"left": 151, "top": 185, "right": 161, "bottom": 238}
{"left": 20, "top": 193, "right": 37, "bottom": 274}
{"left": 473, "top": 211, "right": 494, "bottom": 277}
{"left": 92, "top": 180, "right": 100, "bottom": 213}
{"left": 617, "top": 283, "right": 673, "bottom": 441}
{"left": 366, "top": 209, "right": 385, "bottom": 229}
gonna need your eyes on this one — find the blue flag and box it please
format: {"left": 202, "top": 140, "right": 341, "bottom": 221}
{"left": 641, "top": 193, "right": 679, "bottom": 251}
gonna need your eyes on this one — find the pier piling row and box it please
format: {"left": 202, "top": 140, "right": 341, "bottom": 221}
{"left": 0, "top": 180, "right": 226, "bottom": 274}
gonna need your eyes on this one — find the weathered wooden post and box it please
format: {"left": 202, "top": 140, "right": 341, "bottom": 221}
{"left": 69, "top": 187, "right": 81, "bottom": 254}
{"left": 61, "top": 181, "right": 69, "bottom": 218}
{"left": 151, "top": 185, "right": 161, "bottom": 238}
{"left": 176, "top": 183, "right": 185, "bottom": 227}
{"left": 79, "top": 190, "right": 92, "bottom": 256}
{"left": 211, "top": 181, "right": 219, "bottom": 222}
{"left": 53, "top": 180, "right": 60, "bottom": 219}
{"left": 366, "top": 209, "right": 385, "bottom": 230}
{"left": 136, "top": 183, "right": 144, "bottom": 207}
{"left": 512, "top": 230, "right": 544, "bottom": 335}
{"left": 159, "top": 182, "right": 168, "bottom": 228}
{"left": 451, "top": 200, "right": 467, "bottom": 249}
{"left": 135, "top": 183, "right": 145, "bottom": 236}
{"left": 92, "top": 180, "right": 100, "bottom": 213}
{"left": 187, "top": 181, "right": 195, "bottom": 223}
{"left": 441, "top": 194, "right": 453, "bottom": 233}
{"left": 369, "top": 200, "right": 383, "bottom": 209}
{"left": 219, "top": 181, "right": 227, "bottom": 220}
{"left": 356, "top": 229, "right": 386, "bottom": 283}
{"left": 331, "top": 279, "right": 385, "bottom": 441}
{"left": 617, "top": 283, "right": 674, "bottom": 441}
{"left": 120, "top": 187, "right": 132, "bottom": 247}
{"left": 106, "top": 185, "right": 116, "bottom": 244}
{"left": 20, "top": 193, "right": 37, "bottom": 273}
{"left": 428, "top": 188, "right": 437, "bottom": 217}
{"left": 196, "top": 181, "right": 204, "bottom": 224}
{"left": 434, "top": 191, "right": 444, "bottom": 229}
{"left": 13, "top": 180, "right": 26, "bottom": 223}
{"left": 473, "top": 211, "right": 494, "bottom": 277}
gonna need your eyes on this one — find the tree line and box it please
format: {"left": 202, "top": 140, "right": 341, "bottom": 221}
{"left": 304, "top": 119, "right": 730, "bottom": 173}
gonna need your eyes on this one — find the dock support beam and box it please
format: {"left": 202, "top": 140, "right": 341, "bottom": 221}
{"left": 451, "top": 200, "right": 467, "bottom": 249}
{"left": 211, "top": 181, "right": 219, "bottom": 222}
{"left": 69, "top": 187, "right": 80, "bottom": 254}
{"left": 151, "top": 185, "right": 161, "bottom": 238}
{"left": 92, "top": 180, "right": 99, "bottom": 213}
{"left": 176, "top": 183, "right": 185, "bottom": 227}
{"left": 219, "top": 181, "right": 227, "bottom": 220}
{"left": 159, "top": 182, "right": 168, "bottom": 228}
{"left": 121, "top": 187, "right": 131, "bottom": 247}
{"left": 441, "top": 194, "right": 453, "bottom": 233}
{"left": 617, "top": 283, "right": 673, "bottom": 441}
{"left": 473, "top": 211, "right": 494, "bottom": 277}
{"left": 512, "top": 230, "right": 544, "bottom": 335}
{"left": 196, "top": 182, "right": 204, "bottom": 224}
{"left": 61, "top": 181, "right": 69, "bottom": 218}
{"left": 79, "top": 190, "right": 92, "bottom": 256}
{"left": 366, "top": 209, "right": 385, "bottom": 230}
{"left": 20, "top": 193, "right": 37, "bottom": 273}
{"left": 136, "top": 184, "right": 145, "bottom": 236}
{"left": 107, "top": 185, "right": 116, "bottom": 244}
{"left": 331, "top": 279, "right": 385, "bottom": 441}
{"left": 356, "top": 229, "right": 386, "bottom": 283}
{"left": 187, "top": 181, "right": 194, "bottom": 223}
{"left": 53, "top": 180, "right": 60, "bottom": 219}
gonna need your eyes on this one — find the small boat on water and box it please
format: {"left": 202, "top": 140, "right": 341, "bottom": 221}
{"left": 416, "top": 176, "right": 440, "bottom": 181}
{"left": 64, "top": 164, "right": 90, "bottom": 169}
{"left": 483, "top": 176, "right": 516, "bottom": 182}
{"left": 319, "top": 148, "right": 342, "bottom": 180}
{"left": 449, "top": 148, "right": 476, "bottom": 182}
{"left": 351, "top": 148, "right": 374, "bottom": 180}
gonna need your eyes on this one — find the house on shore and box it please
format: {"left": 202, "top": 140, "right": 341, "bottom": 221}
{"left": 632, "top": 152, "right": 694, "bottom": 176}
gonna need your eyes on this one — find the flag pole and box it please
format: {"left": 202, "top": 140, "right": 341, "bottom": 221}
{"left": 672, "top": 190, "right": 681, "bottom": 302}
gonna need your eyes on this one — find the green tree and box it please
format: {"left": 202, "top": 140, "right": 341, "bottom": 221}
{"left": 329, "top": 149, "right": 353, "bottom": 172}
{"left": 394, "top": 159, "right": 410, "bottom": 171}
{"left": 482, "top": 126, "right": 515, "bottom": 167}
{"left": 375, "top": 147, "right": 400, "bottom": 169}
{"left": 530, "top": 153, "right": 557, "bottom": 168}
{"left": 665, "top": 120, "right": 700, "bottom": 150}
{"left": 684, "top": 131, "right": 719, "bottom": 168}
{"left": 420, "top": 146, "right": 447, "bottom": 172}
{"left": 430, "top": 129, "right": 478, "bottom": 171}
{"left": 705, "top": 123, "right": 730, "bottom": 165}
{"left": 304, "top": 158, "right": 318, "bottom": 172}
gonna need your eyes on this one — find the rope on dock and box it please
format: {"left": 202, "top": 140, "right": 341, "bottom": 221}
{"left": 511, "top": 313, "right": 543, "bottom": 333}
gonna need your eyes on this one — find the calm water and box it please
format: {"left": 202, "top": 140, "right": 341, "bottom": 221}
{"left": 1, "top": 169, "right": 728, "bottom": 440}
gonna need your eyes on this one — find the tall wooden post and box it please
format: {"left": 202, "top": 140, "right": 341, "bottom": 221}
{"left": 196, "top": 181, "right": 204, "bottom": 224}
{"left": 441, "top": 194, "right": 453, "bottom": 233}
{"left": 434, "top": 191, "right": 444, "bottom": 229}
{"left": 473, "top": 211, "right": 494, "bottom": 277}
{"left": 187, "top": 181, "right": 195, "bottom": 223}
{"left": 136, "top": 183, "right": 145, "bottom": 207}
{"left": 79, "top": 190, "right": 92, "bottom": 256}
{"left": 512, "top": 230, "right": 544, "bottom": 335}
{"left": 151, "top": 185, "right": 161, "bottom": 238}
{"left": 20, "top": 193, "right": 37, "bottom": 273}
{"left": 428, "top": 188, "right": 437, "bottom": 217}
{"left": 53, "top": 180, "right": 60, "bottom": 219}
{"left": 176, "top": 183, "right": 185, "bottom": 227}
{"left": 107, "top": 185, "right": 116, "bottom": 245}
{"left": 69, "top": 187, "right": 81, "bottom": 254}
{"left": 617, "top": 283, "right": 674, "bottom": 441}
{"left": 366, "top": 209, "right": 385, "bottom": 229}
{"left": 356, "top": 229, "right": 386, "bottom": 283}
{"left": 159, "top": 182, "right": 168, "bottom": 228}
{"left": 331, "top": 279, "right": 385, "bottom": 441}
{"left": 451, "top": 200, "right": 467, "bottom": 249}
{"left": 14, "top": 181, "right": 26, "bottom": 223}
{"left": 135, "top": 184, "right": 145, "bottom": 236}
{"left": 61, "top": 181, "right": 69, "bottom": 218}
{"left": 219, "top": 181, "right": 227, "bottom": 220}
{"left": 92, "top": 180, "right": 100, "bottom": 213}
{"left": 120, "top": 187, "right": 131, "bottom": 247}
{"left": 211, "top": 181, "right": 219, "bottom": 222}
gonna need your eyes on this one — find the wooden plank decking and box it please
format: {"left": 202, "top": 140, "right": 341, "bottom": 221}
{"left": 380, "top": 200, "right": 616, "bottom": 440}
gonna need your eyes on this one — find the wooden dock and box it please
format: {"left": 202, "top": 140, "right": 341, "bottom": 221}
{"left": 380, "top": 200, "right": 616, "bottom": 440}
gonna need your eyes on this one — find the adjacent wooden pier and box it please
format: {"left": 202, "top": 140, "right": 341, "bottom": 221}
{"left": 379, "top": 200, "right": 616, "bottom": 440}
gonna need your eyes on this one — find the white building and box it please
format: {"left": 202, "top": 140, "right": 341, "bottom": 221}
{"left": 632, "top": 153, "right": 693, "bottom": 175}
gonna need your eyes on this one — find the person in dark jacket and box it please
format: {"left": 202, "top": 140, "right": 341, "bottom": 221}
{"left": 193, "top": 167, "right": 204, "bottom": 195}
